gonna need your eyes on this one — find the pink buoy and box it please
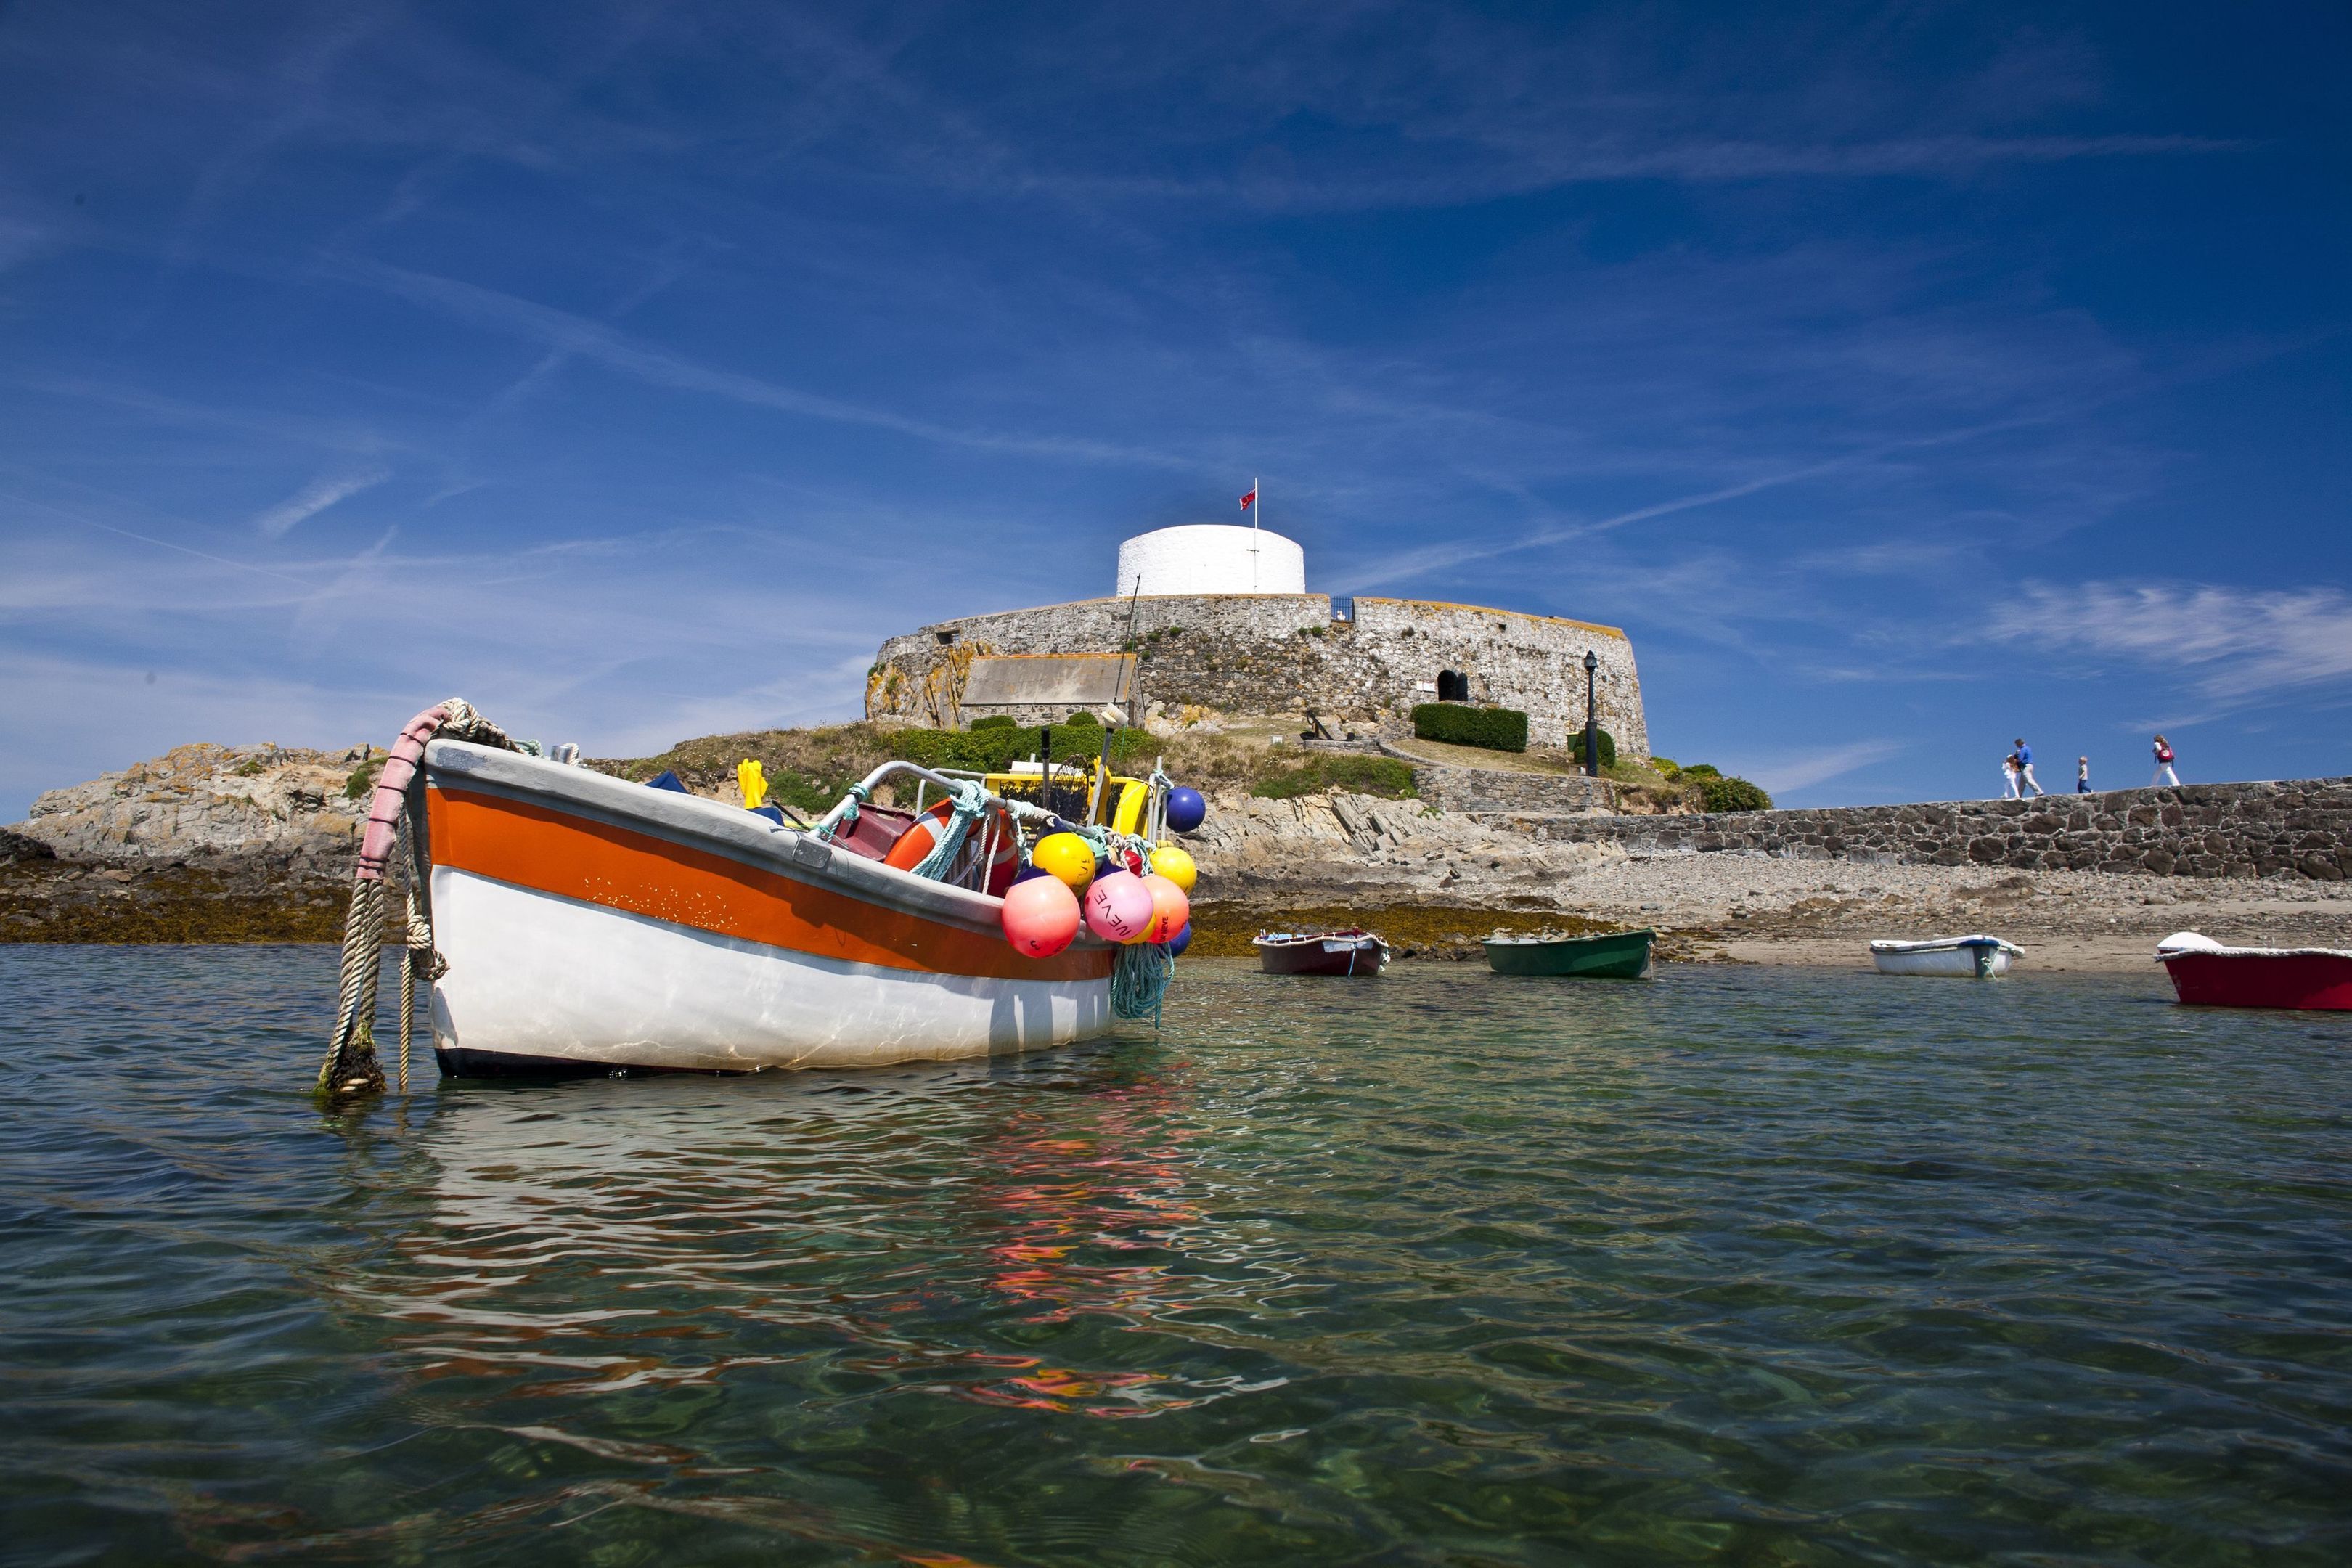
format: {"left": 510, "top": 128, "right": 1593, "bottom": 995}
{"left": 1001, "top": 874, "right": 1082, "bottom": 958}
{"left": 1140, "top": 873, "right": 1189, "bottom": 944}
{"left": 1082, "top": 868, "right": 1156, "bottom": 944}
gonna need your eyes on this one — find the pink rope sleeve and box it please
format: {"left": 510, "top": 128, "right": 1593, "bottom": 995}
{"left": 356, "top": 703, "right": 451, "bottom": 882}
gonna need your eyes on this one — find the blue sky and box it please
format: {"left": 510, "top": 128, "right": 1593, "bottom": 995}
{"left": 2, "top": 1, "right": 2346, "bottom": 818}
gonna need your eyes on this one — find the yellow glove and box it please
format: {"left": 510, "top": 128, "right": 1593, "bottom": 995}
{"left": 738, "top": 759, "right": 767, "bottom": 810}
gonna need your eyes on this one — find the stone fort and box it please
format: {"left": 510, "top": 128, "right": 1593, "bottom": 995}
{"left": 865, "top": 522, "right": 1650, "bottom": 759}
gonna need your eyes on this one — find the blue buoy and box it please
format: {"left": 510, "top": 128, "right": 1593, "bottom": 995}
{"left": 1010, "top": 865, "right": 1053, "bottom": 886}
{"left": 1164, "top": 786, "right": 1206, "bottom": 833}
{"left": 1168, "top": 923, "right": 1191, "bottom": 957}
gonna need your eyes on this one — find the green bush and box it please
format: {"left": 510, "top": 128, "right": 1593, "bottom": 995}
{"left": 343, "top": 756, "right": 383, "bottom": 800}
{"left": 1649, "top": 755, "right": 1680, "bottom": 780}
{"left": 1565, "top": 727, "right": 1617, "bottom": 769}
{"left": 1063, "top": 711, "right": 1100, "bottom": 727}
{"left": 1697, "top": 775, "right": 1772, "bottom": 813}
{"left": 766, "top": 768, "right": 840, "bottom": 815}
{"left": 1251, "top": 755, "right": 1418, "bottom": 801}
{"left": 1410, "top": 702, "right": 1528, "bottom": 754}
{"left": 1678, "top": 762, "right": 1720, "bottom": 780}
{"left": 968, "top": 715, "right": 1018, "bottom": 732}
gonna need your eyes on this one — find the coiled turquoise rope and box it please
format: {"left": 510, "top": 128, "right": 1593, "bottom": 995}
{"left": 1111, "top": 941, "right": 1175, "bottom": 1023}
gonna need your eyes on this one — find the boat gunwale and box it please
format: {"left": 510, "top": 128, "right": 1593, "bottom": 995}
{"left": 1867, "top": 934, "right": 2024, "bottom": 957}
{"left": 425, "top": 740, "right": 1109, "bottom": 949}
{"left": 1481, "top": 927, "right": 1655, "bottom": 949}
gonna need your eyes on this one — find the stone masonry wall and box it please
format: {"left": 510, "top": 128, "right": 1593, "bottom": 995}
{"left": 1525, "top": 779, "right": 2352, "bottom": 881}
{"left": 867, "top": 592, "right": 1649, "bottom": 758}
{"left": 1350, "top": 598, "right": 1646, "bottom": 756}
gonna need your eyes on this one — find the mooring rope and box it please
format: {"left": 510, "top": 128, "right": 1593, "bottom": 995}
{"left": 1111, "top": 940, "right": 1176, "bottom": 1023}
{"left": 317, "top": 697, "right": 507, "bottom": 1103}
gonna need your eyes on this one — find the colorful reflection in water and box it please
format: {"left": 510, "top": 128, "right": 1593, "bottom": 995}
{"left": 4, "top": 946, "right": 2350, "bottom": 1564}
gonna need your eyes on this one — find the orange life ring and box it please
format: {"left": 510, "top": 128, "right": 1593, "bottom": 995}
{"left": 883, "top": 800, "right": 1018, "bottom": 885}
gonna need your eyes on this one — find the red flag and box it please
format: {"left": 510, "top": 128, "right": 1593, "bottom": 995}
{"left": 1238, "top": 488, "right": 1257, "bottom": 510}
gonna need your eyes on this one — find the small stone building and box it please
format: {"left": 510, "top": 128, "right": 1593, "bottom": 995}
{"left": 866, "top": 525, "right": 1649, "bottom": 758}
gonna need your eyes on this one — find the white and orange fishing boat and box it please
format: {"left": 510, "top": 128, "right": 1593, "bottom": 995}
{"left": 316, "top": 701, "right": 1193, "bottom": 1089}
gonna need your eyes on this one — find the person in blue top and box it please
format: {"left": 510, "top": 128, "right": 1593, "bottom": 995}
{"left": 2012, "top": 738, "right": 2045, "bottom": 797}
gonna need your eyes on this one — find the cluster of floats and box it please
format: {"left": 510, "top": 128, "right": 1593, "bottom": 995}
{"left": 330, "top": 701, "right": 2348, "bottom": 1092}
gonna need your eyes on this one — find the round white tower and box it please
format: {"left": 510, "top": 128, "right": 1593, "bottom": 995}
{"left": 1114, "top": 524, "right": 1306, "bottom": 597}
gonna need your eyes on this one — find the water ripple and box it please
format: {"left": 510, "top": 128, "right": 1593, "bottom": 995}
{"left": 3, "top": 946, "right": 2349, "bottom": 1564}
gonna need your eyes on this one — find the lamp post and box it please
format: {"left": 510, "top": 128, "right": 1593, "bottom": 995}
{"left": 1582, "top": 650, "right": 1601, "bottom": 778}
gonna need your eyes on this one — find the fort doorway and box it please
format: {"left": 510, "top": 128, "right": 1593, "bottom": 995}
{"left": 1437, "top": 669, "right": 1469, "bottom": 702}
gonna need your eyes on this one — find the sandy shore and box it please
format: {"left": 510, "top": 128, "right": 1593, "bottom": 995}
{"left": 1552, "top": 855, "right": 2352, "bottom": 971}
{"left": 1191, "top": 854, "right": 2352, "bottom": 970}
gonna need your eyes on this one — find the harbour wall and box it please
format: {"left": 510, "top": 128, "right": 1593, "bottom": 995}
{"left": 1521, "top": 778, "right": 2352, "bottom": 880}
{"left": 867, "top": 592, "right": 1650, "bottom": 756}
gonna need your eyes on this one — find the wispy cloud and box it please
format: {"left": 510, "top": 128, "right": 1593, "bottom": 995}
{"left": 1748, "top": 740, "right": 1907, "bottom": 796}
{"left": 252, "top": 463, "right": 391, "bottom": 538}
{"left": 1989, "top": 582, "right": 2352, "bottom": 706}
{"left": 1047, "top": 134, "right": 2242, "bottom": 214}
{"left": 327, "top": 259, "right": 1191, "bottom": 470}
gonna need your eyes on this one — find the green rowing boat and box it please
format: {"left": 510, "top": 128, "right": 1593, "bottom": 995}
{"left": 1482, "top": 928, "right": 1654, "bottom": 979}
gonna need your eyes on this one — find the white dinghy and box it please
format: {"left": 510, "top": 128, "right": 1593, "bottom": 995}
{"left": 1869, "top": 935, "right": 2023, "bottom": 978}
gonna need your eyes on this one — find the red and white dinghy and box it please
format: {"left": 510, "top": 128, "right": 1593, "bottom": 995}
{"left": 420, "top": 740, "right": 1118, "bottom": 1076}
{"left": 2155, "top": 932, "right": 2352, "bottom": 1012}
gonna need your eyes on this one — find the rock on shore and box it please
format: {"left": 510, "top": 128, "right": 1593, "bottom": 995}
{"left": 1184, "top": 790, "right": 1620, "bottom": 903}
{"left": 4, "top": 743, "right": 375, "bottom": 944}
{"left": 17, "top": 742, "right": 375, "bottom": 872}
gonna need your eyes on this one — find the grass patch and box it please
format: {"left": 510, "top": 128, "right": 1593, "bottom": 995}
{"left": 1249, "top": 755, "right": 1417, "bottom": 801}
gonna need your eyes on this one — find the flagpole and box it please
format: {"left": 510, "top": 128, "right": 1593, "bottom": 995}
{"left": 1254, "top": 475, "right": 1260, "bottom": 531}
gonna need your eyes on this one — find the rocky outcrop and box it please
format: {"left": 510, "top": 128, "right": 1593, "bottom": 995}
{"left": 11, "top": 743, "right": 375, "bottom": 873}
{"left": 1183, "top": 790, "right": 1620, "bottom": 905}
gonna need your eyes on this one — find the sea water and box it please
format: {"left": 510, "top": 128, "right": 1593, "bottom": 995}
{"left": 2, "top": 946, "right": 2347, "bottom": 1565}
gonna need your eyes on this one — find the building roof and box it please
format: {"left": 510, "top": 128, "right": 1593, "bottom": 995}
{"left": 957, "top": 653, "right": 1135, "bottom": 711}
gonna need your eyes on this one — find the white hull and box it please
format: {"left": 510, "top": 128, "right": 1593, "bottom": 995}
{"left": 1869, "top": 936, "right": 2020, "bottom": 978}
{"left": 431, "top": 869, "right": 1113, "bottom": 1073}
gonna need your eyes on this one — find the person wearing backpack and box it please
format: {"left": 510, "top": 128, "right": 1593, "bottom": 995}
{"left": 2151, "top": 734, "right": 2180, "bottom": 787}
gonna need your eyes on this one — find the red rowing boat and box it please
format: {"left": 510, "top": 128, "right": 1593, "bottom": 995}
{"left": 2155, "top": 932, "right": 2352, "bottom": 1011}
{"left": 1253, "top": 929, "right": 1390, "bottom": 976}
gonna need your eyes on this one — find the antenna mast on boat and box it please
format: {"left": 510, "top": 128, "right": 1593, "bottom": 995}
{"left": 1121, "top": 571, "right": 1144, "bottom": 730}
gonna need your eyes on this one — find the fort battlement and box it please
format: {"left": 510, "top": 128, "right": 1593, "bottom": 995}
{"left": 867, "top": 589, "right": 1649, "bottom": 756}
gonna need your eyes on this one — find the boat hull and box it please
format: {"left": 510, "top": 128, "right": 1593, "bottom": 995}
{"left": 1483, "top": 929, "right": 1654, "bottom": 978}
{"left": 2161, "top": 952, "right": 2352, "bottom": 1011}
{"left": 1256, "top": 936, "right": 1389, "bottom": 976}
{"left": 420, "top": 742, "right": 1117, "bottom": 1075}
{"left": 1871, "top": 947, "right": 2014, "bottom": 977}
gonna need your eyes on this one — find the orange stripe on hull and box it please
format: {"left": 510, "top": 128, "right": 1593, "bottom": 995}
{"left": 427, "top": 785, "right": 1114, "bottom": 983}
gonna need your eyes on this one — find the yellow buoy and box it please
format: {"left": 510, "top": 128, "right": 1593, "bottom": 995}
{"left": 1032, "top": 832, "right": 1098, "bottom": 891}
{"left": 1146, "top": 844, "right": 1197, "bottom": 892}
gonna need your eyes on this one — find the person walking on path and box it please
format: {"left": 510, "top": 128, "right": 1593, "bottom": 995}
{"left": 2000, "top": 750, "right": 2022, "bottom": 799}
{"left": 2013, "top": 738, "right": 2046, "bottom": 797}
{"left": 2152, "top": 734, "right": 2180, "bottom": 787}
{"left": 2076, "top": 756, "right": 2091, "bottom": 793}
